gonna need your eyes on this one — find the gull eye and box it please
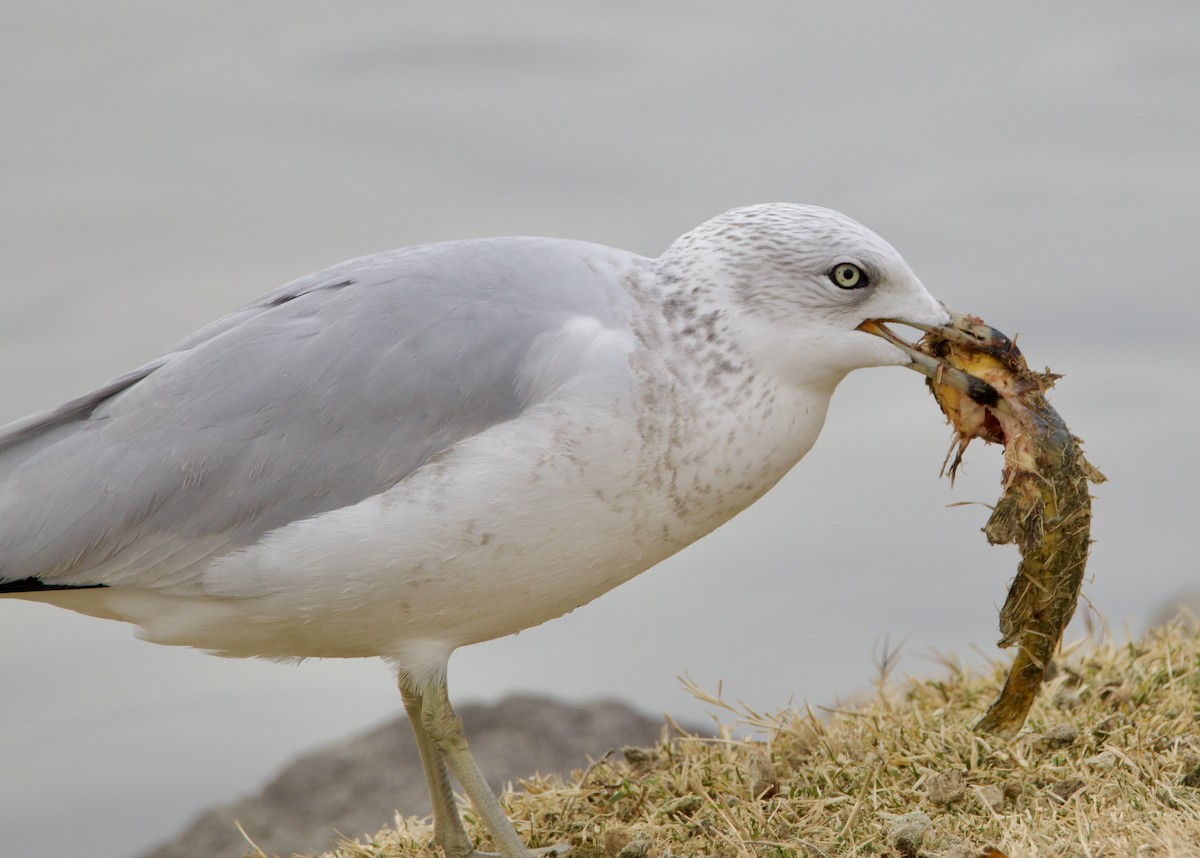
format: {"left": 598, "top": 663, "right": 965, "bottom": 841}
{"left": 829, "top": 262, "right": 868, "bottom": 290}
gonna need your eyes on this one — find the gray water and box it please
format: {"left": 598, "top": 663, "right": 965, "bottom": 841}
{"left": 1, "top": 4, "right": 1198, "bottom": 857}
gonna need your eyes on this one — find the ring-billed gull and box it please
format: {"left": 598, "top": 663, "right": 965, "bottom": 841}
{"left": 0, "top": 203, "right": 992, "bottom": 857}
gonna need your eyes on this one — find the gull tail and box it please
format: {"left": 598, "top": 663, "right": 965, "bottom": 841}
{"left": 0, "top": 578, "right": 107, "bottom": 594}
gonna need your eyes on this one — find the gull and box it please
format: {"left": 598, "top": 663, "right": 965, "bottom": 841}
{"left": 0, "top": 204, "right": 991, "bottom": 857}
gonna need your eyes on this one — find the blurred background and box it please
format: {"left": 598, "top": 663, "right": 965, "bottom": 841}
{"left": 2, "top": 3, "right": 1197, "bottom": 856}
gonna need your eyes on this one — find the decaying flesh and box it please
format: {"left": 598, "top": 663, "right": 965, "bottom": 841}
{"left": 918, "top": 315, "right": 1105, "bottom": 738}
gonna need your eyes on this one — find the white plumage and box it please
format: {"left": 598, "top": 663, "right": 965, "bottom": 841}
{"left": 1, "top": 203, "right": 957, "bottom": 857}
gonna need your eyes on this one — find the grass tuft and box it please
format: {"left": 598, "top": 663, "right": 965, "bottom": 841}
{"left": 310, "top": 617, "right": 1200, "bottom": 857}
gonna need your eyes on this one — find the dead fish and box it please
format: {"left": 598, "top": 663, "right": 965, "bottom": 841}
{"left": 859, "top": 311, "right": 1104, "bottom": 737}
{"left": 918, "top": 313, "right": 1105, "bottom": 737}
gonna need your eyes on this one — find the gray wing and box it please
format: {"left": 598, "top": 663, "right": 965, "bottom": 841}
{"left": 0, "top": 237, "right": 639, "bottom": 591}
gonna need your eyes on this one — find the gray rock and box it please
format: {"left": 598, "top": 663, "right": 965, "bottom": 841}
{"left": 137, "top": 694, "right": 675, "bottom": 858}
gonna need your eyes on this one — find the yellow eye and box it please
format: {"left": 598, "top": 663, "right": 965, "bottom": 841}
{"left": 830, "top": 262, "right": 867, "bottom": 290}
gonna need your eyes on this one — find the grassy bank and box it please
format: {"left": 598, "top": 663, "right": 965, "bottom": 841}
{"left": 297, "top": 618, "right": 1199, "bottom": 857}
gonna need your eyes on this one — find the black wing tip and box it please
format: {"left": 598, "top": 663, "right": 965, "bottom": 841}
{"left": 0, "top": 578, "right": 108, "bottom": 594}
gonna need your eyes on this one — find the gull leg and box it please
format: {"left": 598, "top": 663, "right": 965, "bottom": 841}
{"left": 399, "top": 676, "right": 476, "bottom": 858}
{"left": 421, "top": 677, "right": 567, "bottom": 858}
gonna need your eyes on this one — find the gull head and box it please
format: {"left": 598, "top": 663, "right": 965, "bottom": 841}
{"left": 658, "top": 203, "right": 957, "bottom": 391}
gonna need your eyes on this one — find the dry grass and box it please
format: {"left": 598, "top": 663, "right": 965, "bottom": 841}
{"left": 293, "top": 617, "right": 1200, "bottom": 858}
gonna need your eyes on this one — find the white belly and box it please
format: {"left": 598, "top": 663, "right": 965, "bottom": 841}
{"left": 90, "top": 404, "right": 663, "bottom": 661}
